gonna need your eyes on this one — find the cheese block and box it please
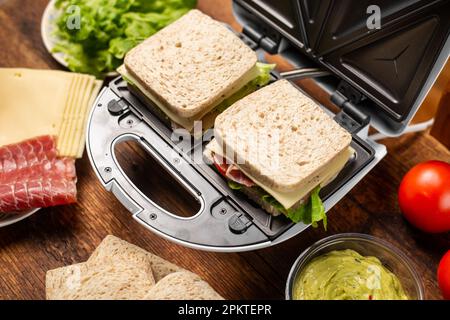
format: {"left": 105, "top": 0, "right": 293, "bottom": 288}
{"left": 206, "top": 139, "right": 354, "bottom": 209}
{"left": 0, "top": 68, "right": 102, "bottom": 158}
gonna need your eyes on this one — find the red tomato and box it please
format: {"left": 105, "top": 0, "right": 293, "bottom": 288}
{"left": 438, "top": 250, "right": 450, "bottom": 300}
{"left": 213, "top": 160, "right": 228, "bottom": 176}
{"left": 398, "top": 160, "right": 450, "bottom": 233}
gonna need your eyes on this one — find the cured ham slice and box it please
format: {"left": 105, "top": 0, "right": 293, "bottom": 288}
{"left": 0, "top": 136, "right": 77, "bottom": 213}
{"left": 212, "top": 153, "right": 255, "bottom": 187}
{"left": 0, "top": 135, "right": 57, "bottom": 174}
{"left": 0, "top": 179, "right": 77, "bottom": 212}
{"left": 0, "top": 158, "right": 76, "bottom": 184}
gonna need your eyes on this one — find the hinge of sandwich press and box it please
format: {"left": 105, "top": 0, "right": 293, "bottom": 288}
{"left": 241, "top": 25, "right": 279, "bottom": 54}
{"left": 332, "top": 82, "right": 370, "bottom": 134}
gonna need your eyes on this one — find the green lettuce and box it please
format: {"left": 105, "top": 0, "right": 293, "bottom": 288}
{"left": 227, "top": 181, "right": 243, "bottom": 191}
{"left": 285, "top": 187, "right": 327, "bottom": 229}
{"left": 215, "top": 63, "right": 276, "bottom": 113}
{"left": 263, "top": 186, "right": 326, "bottom": 229}
{"left": 243, "top": 185, "right": 327, "bottom": 229}
{"left": 53, "top": 0, "right": 196, "bottom": 77}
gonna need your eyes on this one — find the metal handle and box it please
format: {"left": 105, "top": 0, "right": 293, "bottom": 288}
{"left": 279, "top": 68, "right": 332, "bottom": 81}
{"left": 86, "top": 87, "right": 270, "bottom": 251}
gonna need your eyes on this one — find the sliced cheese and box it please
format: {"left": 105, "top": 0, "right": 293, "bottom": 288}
{"left": 118, "top": 64, "right": 259, "bottom": 132}
{"left": 58, "top": 76, "right": 101, "bottom": 158}
{"left": 58, "top": 77, "right": 102, "bottom": 158}
{"left": 71, "top": 77, "right": 94, "bottom": 155}
{"left": 58, "top": 74, "right": 85, "bottom": 156}
{"left": 75, "top": 80, "right": 103, "bottom": 158}
{"left": 63, "top": 76, "right": 93, "bottom": 156}
{"left": 208, "top": 139, "right": 354, "bottom": 209}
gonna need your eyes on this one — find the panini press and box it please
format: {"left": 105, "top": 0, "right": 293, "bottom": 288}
{"left": 87, "top": 0, "right": 450, "bottom": 252}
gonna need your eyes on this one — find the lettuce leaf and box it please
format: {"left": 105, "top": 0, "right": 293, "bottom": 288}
{"left": 284, "top": 186, "right": 327, "bottom": 229}
{"left": 227, "top": 180, "right": 243, "bottom": 191}
{"left": 260, "top": 186, "right": 327, "bottom": 229}
{"left": 215, "top": 63, "right": 276, "bottom": 113}
{"left": 53, "top": 0, "right": 196, "bottom": 77}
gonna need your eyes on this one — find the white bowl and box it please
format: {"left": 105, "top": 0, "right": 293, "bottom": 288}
{"left": 0, "top": 209, "right": 39, "bottom": 228}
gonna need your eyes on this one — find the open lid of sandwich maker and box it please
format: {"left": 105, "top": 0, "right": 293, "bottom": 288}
{"left": 86, "top": 1, "right": 450, "bottom": 252}
{"left": 233, "top": 0, "right": 450, "bottom": 136}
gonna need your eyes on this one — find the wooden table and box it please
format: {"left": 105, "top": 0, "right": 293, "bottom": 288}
{"left": 0, "top": 0, "right": 449, "bottom": 300}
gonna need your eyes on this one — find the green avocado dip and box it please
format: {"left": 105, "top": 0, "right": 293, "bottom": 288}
{"left": 293, "top": 249, "right": 408, "bottom": 300}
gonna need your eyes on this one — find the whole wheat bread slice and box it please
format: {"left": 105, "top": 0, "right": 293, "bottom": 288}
{"left": 144, "top": 271, "right": 224, "bottom": 300}
{"left": 124, "top": 9, "right": 257, "bottom": 118}
{"left": 46, "top": 263, "right": 83, "bottom": 300}
{"left": 214, "top": 80, "right": 352, "bottom": 193}
{"left": 69, "top": 261, "right": 155, "bottom": 300}
{"left": 48, "top": 236, "right": 156, "bottom": 300}
{"left": 87, "top": 235, "right": 182, "bottom": 282}
{"left": 46, "top": 236, "right": 184, "bottom": 300}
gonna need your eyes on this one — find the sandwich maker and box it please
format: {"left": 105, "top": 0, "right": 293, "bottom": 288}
{"left": 87, "top": 0, "right": 450, "bottom": 252}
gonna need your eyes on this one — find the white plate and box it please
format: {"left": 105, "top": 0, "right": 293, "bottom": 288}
{"left": 41, "top": 0, "right": 118, "bottom": 77}
{"left": 0, "top": 209, "right": 39, "bottom": 228}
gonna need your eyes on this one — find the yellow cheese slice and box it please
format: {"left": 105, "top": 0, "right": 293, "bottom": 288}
{"left": 208, "top": 139, "right": 354, "bottom": 209}
{"left": 67, "top": 77, "right": 93, "bottom": 157}
{"left": 74, "top": 80, "right": 103, "bottom": 158}
{"left": 57, "top": 74, "right": 86, "bottom": 156}
{"left": 0, "top": 68, "right": 74, "bottom": 146}
{"left": 56, "top": 74, "right": 78, "bottom": 156}
{"left": 118, "top": 65, "right": 259, "bottom": 132}
{"left": 64, "top": 76, "right": 93, "bottom": 156}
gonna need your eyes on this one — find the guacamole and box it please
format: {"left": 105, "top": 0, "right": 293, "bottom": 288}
{"left": 293, "top": 249, "right": 408, "bottom": 300}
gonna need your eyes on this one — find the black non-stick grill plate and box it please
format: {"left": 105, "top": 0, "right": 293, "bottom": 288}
{"left": 235, "top": 0, "right": 450, "bottom": 124}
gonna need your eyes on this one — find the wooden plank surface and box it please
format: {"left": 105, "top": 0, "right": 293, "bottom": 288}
{"left": 0, "top": 0, "right": 449, "bottom": 300}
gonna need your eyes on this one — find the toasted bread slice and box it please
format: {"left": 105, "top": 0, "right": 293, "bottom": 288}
{"left": 214, "top": 80, "right": 352, "bottom": 193}
{"left": 124, "top": 9, "right": 257, "bottom": 119}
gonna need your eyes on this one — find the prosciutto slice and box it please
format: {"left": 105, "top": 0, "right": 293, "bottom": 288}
{"left": 212, "top": 153, "right": 255, "bottom": 187}
{"left": 0, "top": 135, "right": 57, "bottom": 174}
{"left": 0, "top": 158, "right": 76, "bottom": 184}
{"left": 0, "top": 179, "right": 77, "bottom": 212}
{"left": 0, "top": 136, "right": 77, "bottom": 213}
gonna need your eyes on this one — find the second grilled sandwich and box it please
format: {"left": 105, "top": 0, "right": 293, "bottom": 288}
{"left": 205, "top": 80, "right": 353, "bottom": 227}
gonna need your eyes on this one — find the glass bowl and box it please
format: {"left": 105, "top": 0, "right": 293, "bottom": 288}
{"left": 286, "top": 233, "right": 424, "bottom": 300}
